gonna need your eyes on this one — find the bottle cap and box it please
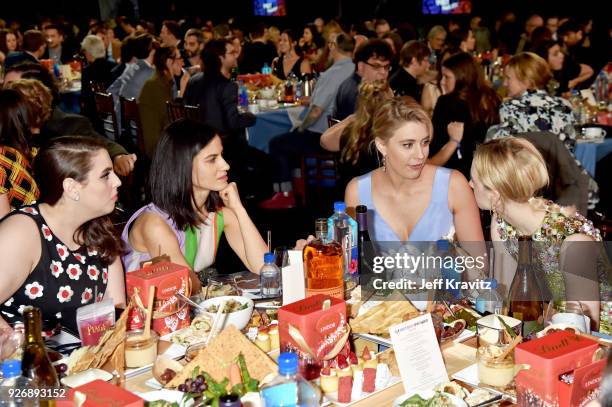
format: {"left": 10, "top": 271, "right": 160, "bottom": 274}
{"left": 264, "top": 252, "right": 275, "bottom": 264}
{"left": 486, "top": 278, "right": 498, "bottom": 289}
{"left": 436, "top": 239, "right": 450, "bottom": 251}
{"left": 2, "top": 359, "right": 21, "bottom": 378}
{"left": 356, "top": 205, "right": 367, "bottom": 213}
{"left": 333, "top": 201, "right": 346, "bottom": 212}
{"left": 277, "top": 352, "right": 298, "bottom": 375}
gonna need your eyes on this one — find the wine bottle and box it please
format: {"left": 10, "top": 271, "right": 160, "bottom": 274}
{"left": 303, "top": 219, "right": 344, "bottom": 299}
{"left": 21, "top": 307, "right": 60, "bottom": 389}
{"left": 508, "top": 236, "right": 544, "bottom": 337}
{"left": 356, "top": 205, "right": 371, "bottom": 277}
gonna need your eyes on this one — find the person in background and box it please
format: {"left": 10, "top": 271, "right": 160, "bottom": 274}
{"left": 374, "top": 19, "right": 391, "bottom": 38}
{"left": 3, "top": 30, "right": 46, "bottom": 70}
{"left": 543, "top": 36, "right": 594, "bottom": 94}
{"left": 448, "top": 27, "right": 476, "bottom": 54}
{"left": 122, "top": 119, "right": 268, "bottom": 287}
{"left": 0, "top": 89, "right": 38, "bottom": 217}
{"left": 546, "top": 15, "right": 561, "bottom": 41}
{"left": 109, "top": 34, "right": 137, "bottom": 83}
{"left": 0, "top": 28, "right": 19, "bottom": 65}
{"left": 42, "top": 24, "right": 74, "bottom": 65}
{"left": 80, "top": 35, "right": 117, "bottom": 127}
{"left": 470, "top": 16, "right": 492, "bottom": 53}
{"left": 421, "top": 47, "right": 459, "bottom": 117}
{"left": 0, "top": 136, "right": 125, "bottom": 333}
{"left": 159, "top": 20, "right": 181, "bottom": 48}
{"left": 240, "top": 22, "right": 277, "bottom": 74}
{"left": 516, "top": 14, "right": 544, "bottom": 54}
{"left": 138, "top": 45, "right": 186, "bottom": 158}
{"left": 470, "top": 137, "right": 609, "bottom": 332}
{"left": 344, "top": 97, "right": 483, "bottom": 243}
{"left": 3, "top": 63, "right": 136, "bottom": 177}
{"left": 334, "top": 39, "right": 393, "bottom": 121}
{"left": 389, "top": 40, "right": 431, "bottom": 101}
{"left": 183, "top": 28, "right": 205, "bottom": 69}
{"left": 429, "top": 52, "right": 501, "bottom": 178}
{"left": 314, "top": 17, "right": 325, "bottom": 34}
{"left": 381, "top": 31, "right": 404, "bottom": 72}
{"left": 266, "top": 26, "right": 281, "bottom": 53}
{"left": 298, "top": 23, "right": 324, "bottom": 66}
{"left": 271, "top": 29, "right": 312, "bottom": 80}
{"left": 259, "top": 33, "right": 355, "bottom": 209}
{"left": 426, "top": 25, "right": 447, "bottom": 67}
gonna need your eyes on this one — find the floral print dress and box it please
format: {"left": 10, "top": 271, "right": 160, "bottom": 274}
{"left": 0, "top": 204, "right": 109, "bottom": 334}
{"left": 496, "top": 201, "right": 611, "bottom": 334}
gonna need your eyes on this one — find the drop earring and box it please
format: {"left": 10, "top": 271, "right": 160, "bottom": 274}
{"left": 73, "top": 194, "right": 80, "bottom": 202}
{"left": 382, "top": 155, "right": 387, "bottom": 172}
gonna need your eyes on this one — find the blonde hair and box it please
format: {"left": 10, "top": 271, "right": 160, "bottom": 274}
{"left": 341, "top": 80, "right": 393, "bottom": 165}
{"left": 506, "top": 52, "right": 552, "bottom": 90}
{"left": 372, "top": 96, "right": 433, "bottom": 144}
{"left": 5, "top": 78, "right": 53, "bottom": 129}
{"left": 473, "top": 137, "right": 549, "bottom": 204}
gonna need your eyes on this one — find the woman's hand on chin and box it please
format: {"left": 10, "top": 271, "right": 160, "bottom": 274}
{"left": 219, "top": 182, "right": 243, "bottom": 212}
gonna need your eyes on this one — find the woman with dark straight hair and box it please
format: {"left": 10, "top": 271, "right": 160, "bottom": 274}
{"left": 0, "top": 136, "right": 125, "bottom": 333}
{"left": 122, "top": 119, "right": 268, "bottom": 289}
{"left": 271, "top": 29, "right": 312, "bottom": 80}
{"left": 0, "top": 88, "right": 39, "bottom": 217}
{"left": 429, "top": 52, "right": 501, "bottom": 178}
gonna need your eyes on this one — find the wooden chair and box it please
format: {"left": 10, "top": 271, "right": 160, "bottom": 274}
{"left": 94, "top": 92, "right": 120, "bottom": 140}
{"left": 120, "top": 97, "right": 145, "bottom": 155}
{"left": 166, "top": 100, "right": 201, "bottom": 122}
{"left": 299, "top": 152, "right": 340, "bottom": 207}
{"left": 90, "top": 81, "right": 107, "bottom": 93}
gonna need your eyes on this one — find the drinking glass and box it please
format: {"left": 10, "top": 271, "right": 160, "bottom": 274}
{"left": 544, "top": 301, "right": 589, "bottom": 333}
{"left": 273, "top": 246, "right": 290, "bottom": 268}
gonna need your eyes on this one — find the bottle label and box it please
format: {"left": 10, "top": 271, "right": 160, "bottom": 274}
{"left": 261, "top": 382, "right": 298, "bottom": 405}
{"left": 306, "top": 285, "right": 344, "bottom": 300}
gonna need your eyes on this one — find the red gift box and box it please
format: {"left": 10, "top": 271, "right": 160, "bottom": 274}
{"left": 515, "top": 331, "right": 600, "bottom": 406}
{"left": 125, "top": 262, "right": 191, "bottom": 336}
{"left": 68, "top": 379, "right": 143, "bottom": 407}
{"left": 278, "top": 295, "right": 349, "bottom": 379}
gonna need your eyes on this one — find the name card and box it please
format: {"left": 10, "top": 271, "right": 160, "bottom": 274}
{"left": 389, "top": 312, "right": 448, "bottom": 394}
{"left": 282, "top": 250, "right": 305, "bottom": 305}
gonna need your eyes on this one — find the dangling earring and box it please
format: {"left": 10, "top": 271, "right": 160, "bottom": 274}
{"left": 73, "top": 194, "right": 80, "bottom": 202}
{"left": 382, "top": 155, "right": 387, "bottom": 172}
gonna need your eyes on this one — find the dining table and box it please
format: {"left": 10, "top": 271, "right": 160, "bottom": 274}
{"left": 574, "top": 138, "right": 612, "bottom": 178}
{"left": 246, "top": 104, "right": 306, "bottom": 153}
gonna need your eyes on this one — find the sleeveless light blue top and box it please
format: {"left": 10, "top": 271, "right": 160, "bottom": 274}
{"left": 357, "top": 167, "right": 454, "bottom": 241}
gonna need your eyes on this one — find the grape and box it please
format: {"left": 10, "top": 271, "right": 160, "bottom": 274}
{"left": 184, "top": 379, "right": 192, "bottom": 388}
{"left": 57, "top": 363, "right": 68, "bottom": 373}
{"left": 196, "top": 374, "right": 205, "bottom": 384}
{"left": 198, "top": 383, "right": 207, "bottom": 393}
{"left": 178, "top": 384, "right": 187, "bottom": 392}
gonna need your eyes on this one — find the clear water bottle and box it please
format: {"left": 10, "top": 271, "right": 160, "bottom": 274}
{"left": 260, "top": 252, "right": 281, "bottom": 298}
{"left": 260, "top": 352, "right": 320, "bottom": 407}
{"left": 262, "top": 63, "right": 272, "bottom": 75}
{"left": 328, "top": 202, "right": 358, "bottom": 281}
{"left": 475, "top": 278, "right": 504, "bottom": 315}
{"left": 0, "top": 360, "right": 37, "bottom": 407}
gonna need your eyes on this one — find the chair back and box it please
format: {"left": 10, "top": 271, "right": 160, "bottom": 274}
{"left": 327, "top": 116, "right": 341, "bottom": 128}
{"left": 90, "top": 81, "right": 107, "bottom": 93}
{"left": 166, "top": 101, "right": 201, "bottom": 122}
{"left": 517, "top": 131, "right": 590, "bottom": 215}
{"left": 299, "top": 152, "right": 340, "bottom": 206}
{"left": 120, "top": 97, "right": 145, "bottom": 154}
{"left": 94, "top": 92, "right": 120, "bottom": 140}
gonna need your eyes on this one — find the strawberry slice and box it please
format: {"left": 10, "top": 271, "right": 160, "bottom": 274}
{"left": 361, "top": 346, "right": 372, "bottom": 361}
{"left": 336, "top": 354, "right": 349, "bottom": 370}
{"left": 348, "top": 351, "right": 358, "bottom": 365}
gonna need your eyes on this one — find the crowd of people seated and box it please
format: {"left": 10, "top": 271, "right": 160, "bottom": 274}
{"left": 0, "top": 10, "right": 610, "bottom": 341}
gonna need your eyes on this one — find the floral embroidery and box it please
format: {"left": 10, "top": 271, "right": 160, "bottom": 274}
{"left": 50, "top": 261, "right": 64, "bottom": 278}
{"left": 67, "top": 264, "right": 83, "bottom": 281}
{"left": 87, "top": 265, "right": 100, "bottom": 281}
{"left": 56, "top": 243, "right": 69, "bottom": 261}
{"left": 25, "top": 282, "right": 44, "bottom": 300}
{"left": 81, "top": 288, "right": 93, "bottom": 304}
{"left": 57, "top": 286, "right": 74, "bottom": 303}
{"left": 41, "top": 224, "right": 52, "bottom": 241}
{"left": 74, "top": 253, "right": 86, "bottom": 264}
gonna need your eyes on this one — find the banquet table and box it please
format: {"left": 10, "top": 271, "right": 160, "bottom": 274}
{"left": 574, "top": 138, "right": 612, "bottom": 177}
{"left": 246, "top": 104, "right": 306, "bottom": 153}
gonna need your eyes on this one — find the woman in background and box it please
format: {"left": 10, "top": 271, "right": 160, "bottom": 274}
{"left": 0, "top": 28, "right": 19, "bottom": 65}
{"left": 271, "top": 30, "right": 312, "bottom": 80}
{"left": 429, "top": 52, "right": 501, "bottom": 178}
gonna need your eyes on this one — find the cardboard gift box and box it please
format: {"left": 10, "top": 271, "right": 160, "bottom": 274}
{"left": 278, "top": 295, "right": 349, "bottom": 378}
{"left": 125, "top": 261, "right": 190, "bottom": 336}
{"left": 66, "top": 379, "right": 143, "bottom": 407}
{"left": 515, "top": 330, "right": 601, "bottom": 406}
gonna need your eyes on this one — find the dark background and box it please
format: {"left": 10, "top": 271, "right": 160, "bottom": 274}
{"left": 1, "top": 0, "right": 607, "bottom": 30}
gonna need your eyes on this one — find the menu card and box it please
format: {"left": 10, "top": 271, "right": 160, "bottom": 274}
{"left": 389, "top": 313, "right": 448, "bottom": 394}
{"left": 282, "top": 250, "right": 306, "bottom": 305}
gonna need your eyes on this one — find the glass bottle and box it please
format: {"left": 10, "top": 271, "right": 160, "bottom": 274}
{"left": 508, "top": 236, "right": 544, "bottom": 337}
{"left": 303, "top": 219, "right": 344, "bottom": 299}
{"left": 356, "top": 205, "right": 371, "bottom": 277}
{"left": 21, "top": 307, "right": 59, "bottom": 388}
{"left": 260, "top": 352, "right": 320, "bottom": 407}
{"left": 327, "top": 202, "right": 358, "bottom": 280}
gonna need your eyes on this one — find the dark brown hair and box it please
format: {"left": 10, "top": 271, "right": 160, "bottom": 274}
{"left": 153, "top": 44, "right": 177, "bottom": 78}
{"left": 442, "top": 52, "right": 501, "bottom": 126}
{"left": 34, "top": 136, "right": 123, "bottom": 265}
{"left": 0, "top": 89, "right": 33, "bottom": 158}
{"left": 149, "top": 119, "right": 223, "bottom": 231}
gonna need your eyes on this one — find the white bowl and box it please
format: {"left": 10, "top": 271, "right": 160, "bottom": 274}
{"left": 61, "top": 368, "right": 113, "bottom": 388}
{"left": 393, "top": 391, "right": 467, "bottom": 407}
{"left": 199, "top": 295, "right": 254, "bottom": 331}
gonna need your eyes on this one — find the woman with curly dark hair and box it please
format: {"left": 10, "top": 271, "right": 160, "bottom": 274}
{"left": 0, "top": 136, "right": 125, "bottom": 333}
